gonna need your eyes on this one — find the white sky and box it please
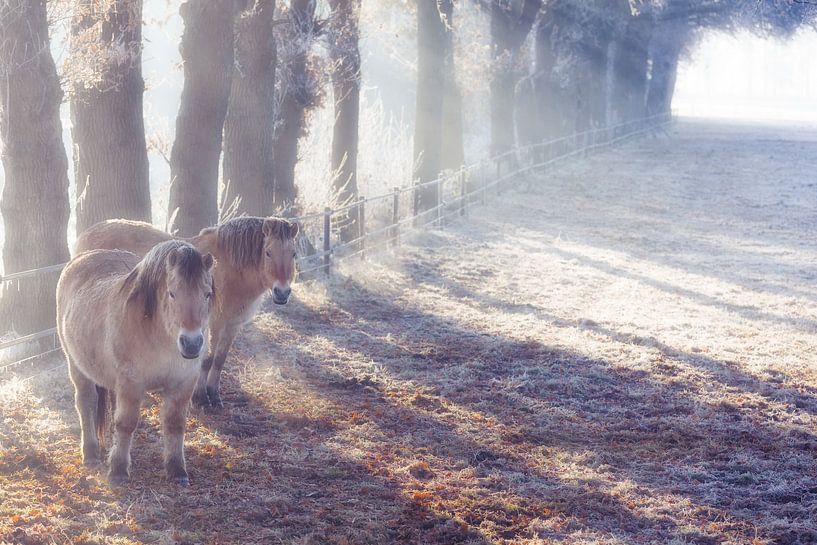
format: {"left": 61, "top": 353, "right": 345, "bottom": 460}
{"left": 673, "top": 28, "right": 817, "bottom": 123}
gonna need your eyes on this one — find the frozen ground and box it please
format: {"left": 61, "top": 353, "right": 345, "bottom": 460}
{"left": 2, "top": 118, "right": 817, "bottom": 544}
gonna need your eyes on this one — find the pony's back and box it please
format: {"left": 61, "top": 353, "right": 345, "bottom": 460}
{"left": 57, "top": 249, "right": 142, "bottom": 388}
{"left": 75, "top": 219, "right": 173, "bottom": 257}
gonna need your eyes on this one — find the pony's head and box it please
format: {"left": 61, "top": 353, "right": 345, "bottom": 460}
{"left": 125, "top": 241, "right": 215, "bottom": 360}
{"left": 261, "top": 218, "right": 299, "bottom": 305}
{"left": 216, "top": 217, "right": 299, "bottom": 305}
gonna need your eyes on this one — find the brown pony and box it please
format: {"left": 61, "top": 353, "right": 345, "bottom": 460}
{"left": 75, "top": 216, "right": 299, "bottom": 409}
{"left": 57, "top": 241, "right": 215, "bottom": 485}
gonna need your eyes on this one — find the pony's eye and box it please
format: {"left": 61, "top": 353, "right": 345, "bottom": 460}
{"left": 265, "top": 250, "right": 271, "bottom": 258}
{"left": 292, "top": 251, "right": 297, "bottom": 258}
{"left": 205, "top": 292, "right": 212, "bottom": 300}
{"left": 169, "top": 291, "right": 175, "bottom": 299}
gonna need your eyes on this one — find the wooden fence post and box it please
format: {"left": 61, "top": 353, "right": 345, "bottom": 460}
{"left": 323, "top": 207, "right": 331, "bottom": 276}
{"left": 392, "top": 187, "right": 400, "bottom": 248}
{"left": 357, "top": 196, "right": 365, "bottom": 257}
{"left": 459, "top": 167, "right": 467, "bottom": 217}
{"left": 436, "top": 177, "right": 443, "bottom": 228}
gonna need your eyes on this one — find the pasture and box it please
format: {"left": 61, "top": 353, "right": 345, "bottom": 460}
{"left": 2, "top": 120, "right": 817, "bottom": 544}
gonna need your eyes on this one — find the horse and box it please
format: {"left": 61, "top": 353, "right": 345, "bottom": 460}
{"left": 57, "top": 240, "right": 215, "bottom": 485}
{"left": 74, "top": 216, "right": 299, "bottom": 409}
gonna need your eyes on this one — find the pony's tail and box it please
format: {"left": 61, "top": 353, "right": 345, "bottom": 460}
{"left": 95, "top": 386, "right": 115, "bottom": 447}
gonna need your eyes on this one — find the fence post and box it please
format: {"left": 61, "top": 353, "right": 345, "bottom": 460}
{"left": 459, "top": 167, "right": 467, "bottom": 217}
{"left": 436, "top": 177, "right": 443, "bottom": 228}
{"left": 479, "top": 162, "right": 488, "bottom": 205}
{"left": 323, "top": 207, "right": 331, "bottom": 276}
{"left": 357, "top": 196, "right": 365, "bottom": 257}
{"left": 392, "top": 187, "right": 400, "bottom": 248}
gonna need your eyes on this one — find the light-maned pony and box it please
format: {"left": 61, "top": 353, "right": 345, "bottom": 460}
{"left": 74, "top": 216, "right": 299, "bottom": 409}
{"left": 57, "top": 241, "right": 215, "bottom": 485}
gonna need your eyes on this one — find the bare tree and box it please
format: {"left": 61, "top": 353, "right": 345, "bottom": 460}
{"left": 440, "top": 1, "right": 464, "bottom": 171}
{"left": 413, "top": 0, "right": 451, "bottom": 214}
{"left": 168, "top": 0, "right": 242, "bottom": 236}
{"left": 69, "top": 0, "right": 151, "bottom": 234}
{"left": 489, "top": 0, "right": 541, "bottom": 157}
{"left": 272, "top": 0, "right": 321, "bottom": 213}
{"left": 222, "top": 0, "right": 277, "bottom": 218}
{"left": 610, "top": 7, "right": 654, "bottom": 123}
{"left": 0, "top": 0, "right": 71, "bottom": 335}
{"left": 328, "top": 0, "right": 361, "bottom": 241}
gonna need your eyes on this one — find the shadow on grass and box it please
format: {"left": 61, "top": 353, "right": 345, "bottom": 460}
{"left": 251, "top": 273, "right": 817, "bottom": 544}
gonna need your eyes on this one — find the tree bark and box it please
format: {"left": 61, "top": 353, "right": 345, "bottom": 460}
{"left": 222, "top": 0, "right": 276, "bottom": 219}
{"left": 328, "top": 0, "right": 361, "bottom": 241}
{"left": 168, "top": 0, "right": 240, "bottom": 236}
{"left": 611, "top": 15, "right": 653, "bottom": 123}
{"left": 490, "top": 0, "right": 541, "bottom": 157}
{"left": 70, "top": 0, "right": 151, "bottom": 235}
{"left": 413, "top": 0, "right": 450, "bottom": 214}
{"left": 272, "top": 0, "right": 318, "bottom": 214}
{"left": 0, "top": 0, "right": 71, "bottom": 335}
{"left": 439, "top": 1, "right": 464, "bottom": 171}
{"left": 646, "top": 26, "right": 684, "bottom": 116}
{"left": 533, "top": 11, "right": 569, "bottom": 142}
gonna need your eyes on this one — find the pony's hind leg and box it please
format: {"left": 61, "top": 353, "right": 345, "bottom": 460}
{"left": 68, "top": 359, "right": 101, "bottom": 466}
{"left": 161, "top": 381, "right": 195, "bottom": 485}
{"left": 107, "top": 387, "right": 142, "bottom": 486}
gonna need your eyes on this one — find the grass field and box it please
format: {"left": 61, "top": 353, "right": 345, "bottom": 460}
{"left": 2, "top": 119, "right": 817, "bottom": 544}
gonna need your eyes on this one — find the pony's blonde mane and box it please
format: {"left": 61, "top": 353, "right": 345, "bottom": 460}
{"left": 208, "top": 216, "right": 294, "bottom": 268}
{"left": 122, "top": 240, "right": 210, "bottom": 319}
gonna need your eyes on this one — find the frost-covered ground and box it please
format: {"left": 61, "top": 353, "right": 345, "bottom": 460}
{"left": 2, "top": 118, "right": 817, "bottom": 544}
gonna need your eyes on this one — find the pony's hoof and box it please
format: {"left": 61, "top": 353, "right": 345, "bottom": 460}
{"left": 108, "top": 471, "right": 129, "bottom": 487}
{"left": 191, "top": 390, "right": 210, "bottom": 409}
{"left": 82, "top": 457, "right": 102, "bottom": 468}
{"left": 206, "top": 390, "right": 224, "bottom": 411}
{"left": 168, "top": 472, "right": 190, "bottom": 486}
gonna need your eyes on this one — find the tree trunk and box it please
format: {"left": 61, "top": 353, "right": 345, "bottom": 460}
{"left": 272, "top": 0, "right": 318, "bottom": 214}
{"left": 70, "top": 0, "right": 151, "bottom": 235}
{"left": 328, "top": 0, "right": 361, "bottom": 242}
{"left": 413, "top": 0, "right": 450, "bottom": 214}
{"left": 533, "top": 13, "right": 568, "bottom": 142}
{"left": 646, "top": 27, "right": 684, "bottom": 116}
{"left": 490, "top": 0, "right": 541, "bottom": 157}
{"left": 0, "top": 0, "right": 71, "bottom": 336}
{"left": 168, "top": 0, "right": 240, "bottom": 236}
{"left": 222, "top": 0, "right": 276, "bottom": 219}
{"left": 611, "top": 15, "right": 653, "bottom": 124}
{"left": 439, "top": 1, "right": 464, "bottom": 171}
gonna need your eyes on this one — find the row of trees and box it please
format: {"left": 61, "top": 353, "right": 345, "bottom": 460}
{"left": 0, "top": 0, "right": 813, "bottom": 337}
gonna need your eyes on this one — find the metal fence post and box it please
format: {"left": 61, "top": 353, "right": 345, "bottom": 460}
{"left": 459, "top": 167, "right": 467, "bottom": 217}
{"left": 392, "top": 187, "right": 400, "bottom": 248}
{"left": 323, "top": 207, "right": 331, "bottom": 276}
{"left": 357, "top": 196, "right": 366, "bottom": 257}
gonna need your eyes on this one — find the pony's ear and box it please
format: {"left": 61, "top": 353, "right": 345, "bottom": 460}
{"left": 202, "top": 253, "right": 215, "bottom": 271}
{"left": 262, "top": 218, "right": 275, "bottom": 238}
{"left": 288, "top": 221, "right": 300, "bottom": 239}
{"left": 166, "top": 247, "right": 180, "bottom": 268}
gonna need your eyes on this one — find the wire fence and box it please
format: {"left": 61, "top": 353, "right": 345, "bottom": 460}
{"left": 0, "top": 112, "right": 671, "bottom": 380}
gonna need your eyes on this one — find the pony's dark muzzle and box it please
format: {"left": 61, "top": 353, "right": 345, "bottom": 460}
{"left": 273, "top": 287, "right": 291, "bottom": 305}
{"left": 178, "top": 333, "right": 204, "bottom": 359}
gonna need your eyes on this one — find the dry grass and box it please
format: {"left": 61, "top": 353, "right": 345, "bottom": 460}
{"left": 2, "top": 119, "right": 817, "bottom": 544}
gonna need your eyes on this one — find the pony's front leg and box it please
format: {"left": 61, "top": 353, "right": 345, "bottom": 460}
{"left": 161, "top": 381, "right": 195, "bottom": 485}
{"left": 205, "top": 325, "right": 239, "bottom": 410}
{"left": 191, "top": 353, "right": 213, "bottom": 409}
{"left": 67, "top": 360, "right": 100, "bottom": 466}
{"left": 108, "top": 388, "right": 141, "bottom": 486}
